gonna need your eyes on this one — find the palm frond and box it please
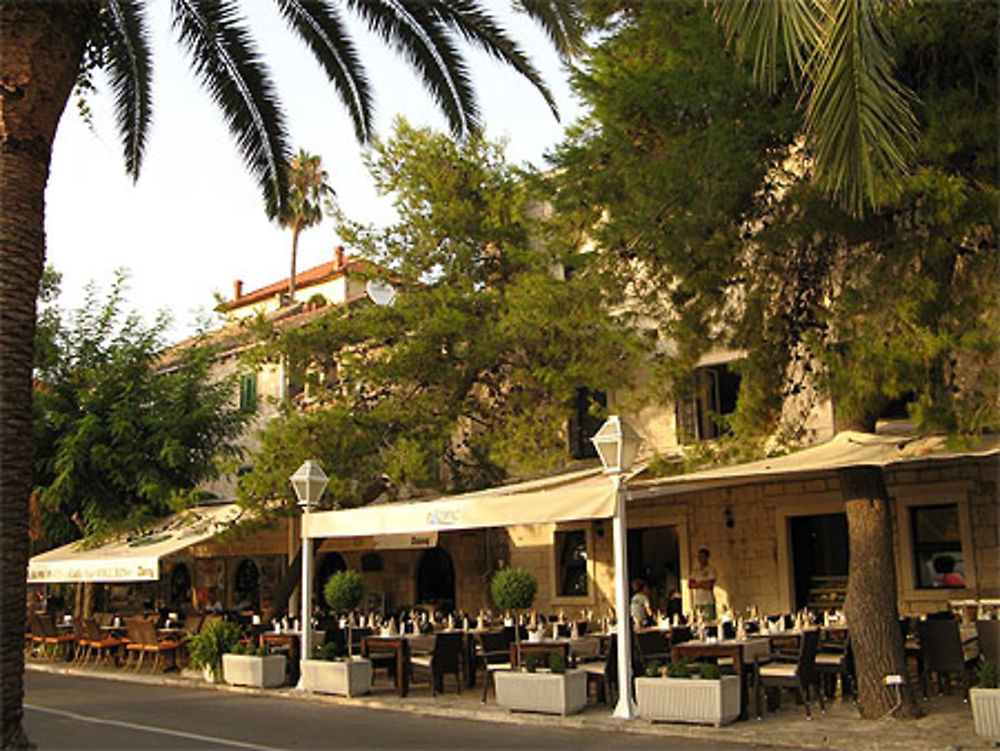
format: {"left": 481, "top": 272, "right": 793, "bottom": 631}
{"left": 273, "top": 0, "right": 374, "bottom": 144}
{"left": 513, "top": 0, "right": 586, "bottom": 61}
{"left": 105, "top": 0, "right": 153, "bottom": 180}
{"left": 804, "top": 0, "right": 918, "bottom": 216}
{"left": 346, "top": 0, "right": 477, "bottom": 138}
{"left": 425, "top": 0, "right": 559, "bottom": 120}
{"left": 171, "top": 0, "right": 289, "bottom": 218}
{"left": 711, "top": 0, "right": 823, "bottom": 94}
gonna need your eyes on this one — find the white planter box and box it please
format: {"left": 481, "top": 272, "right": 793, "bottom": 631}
{"left": 222, "top": 654, "right": 287, "bottom": 688}
{"left": 301, "top": 658, "right": 372, "bottom": 697}
{"left": 494, "top": 670, "right": 587, "bottom": 716}
{"left": 971, "top": 688, "right": 1000, "bottom": 742}
{"left": 636, "top": 675, "right": 741, "bottom": 727}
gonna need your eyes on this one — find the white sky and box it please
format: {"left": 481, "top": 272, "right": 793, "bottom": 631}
{"left": 45, "top": 1, "right": 581, "bottom": 340}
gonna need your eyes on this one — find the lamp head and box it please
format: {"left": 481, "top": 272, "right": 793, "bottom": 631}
{"left": 290, "top": 459, "right": 329, "bottom": 508}
{"left": 591, "top": 415, "right": 641, "bottom": 474}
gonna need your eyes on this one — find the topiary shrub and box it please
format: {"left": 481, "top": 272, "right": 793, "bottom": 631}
{"left": 524, "top": 654, "right": 540, "bottom": 673}
{"left": 666, "top": 659, "right": 692, "bottom": 679}
{"left": 645, "top": 659, "right": 662, "bottom": 678}
{"left": 548, "top": 652, "right": 566, "bottom": 675}
{"left": 698, "top": 662, "right": 722, "bottom": 680}
{"left": 490, "top": 568, "right": 537, "bottom": 611}
{"left": 312, "top": 641, "right": 346, "bottom": 662}
{"left": 978, "top": 658, "right": 1000, "bottom": 689}
{"left": 188, "top": 620, "right": 243, "bottom": 679}
{"left": 324, "top": 570, "right": 365, "bottom": 657}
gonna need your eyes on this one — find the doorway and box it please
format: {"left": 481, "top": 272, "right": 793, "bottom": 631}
{"left": 627, "top": 525, "right": 681, "bottom": 613}
{"left": 416, "top": 547, "right": 455, "bottom": 612}
{"left": 790, "top": 513, "right": 849, "bottom": 611}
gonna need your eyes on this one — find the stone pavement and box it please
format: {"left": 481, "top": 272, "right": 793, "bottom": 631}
{"left": 26, "top": 662, "right": 989, "bottom": 751}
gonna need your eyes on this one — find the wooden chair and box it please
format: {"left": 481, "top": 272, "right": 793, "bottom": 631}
{"left": 125, "top": 617, "right": 179, "bottom": 672}
{"left": 977, "top": 620, "right": 1000, "bottom": 667}
{"left": 756, "top": 628, "right": 823, "bottom": 719}
{"left": 82, "top": 617, "right": 123, "bottom": 666}
{"left": 410, "top": 632, "right": 463, "bottom": 696}
{"left": 815, "top": 630, "right": 855, "bottom": 700}
{"left": 917, "top": 619, "right": 978, "bottom": 699}
{"left": 31, "top": 612, "right": 75, "bottom": 662}
{"left": 635, "top": 630, "right": 671, "bottom": 667}
{"left": 477, "top": 630, "right": 512, "bottom": 703}
{"left": 582, "top": 633, "right": 619, "bottom": 707}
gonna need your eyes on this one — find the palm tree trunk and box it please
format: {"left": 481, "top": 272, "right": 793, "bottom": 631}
{"left": 839, "top": 466, "right": 920, "bottom": 719}
{"left": 1, "top": 5, "right": 88, "bottom": 747}
{"left": 288, "top": 226, "right": 300, "bottom": 301}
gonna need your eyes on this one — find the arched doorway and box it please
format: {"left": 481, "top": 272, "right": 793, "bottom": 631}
{"left": 233, "top": 558, "right": 260, "bottom": 610}
{"left": 169, "top": 563, "right": 192, "bottom": 608}
{"left": 314, "top": 552, "right": 347, "bottom": 604}
{"left": 416, "top": 547, "right": 455, "bottom": 612}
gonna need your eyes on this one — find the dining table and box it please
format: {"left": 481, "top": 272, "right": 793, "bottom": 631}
{"left": 671, "top": 637, "right": 771, "bottom": 719}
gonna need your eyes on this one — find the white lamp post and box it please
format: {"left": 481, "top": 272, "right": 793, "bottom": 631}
{"left": 290, "top": 459, "right": 329, "bottom": 689}
{"left": 592, "top": 415, "right": 642, "bottom": 720}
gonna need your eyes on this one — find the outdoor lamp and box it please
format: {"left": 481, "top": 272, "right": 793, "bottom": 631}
{"left": 290, "top": 459, "right": 328, "bottom": 690}
{"left": 290, "top": 459, "right": 329, "bottom": 509}
{"left": 591, "top": 415, "right": 642, "bottom": 474}
{"left": 591, "top": 416, "right": 641, "bottom": 720}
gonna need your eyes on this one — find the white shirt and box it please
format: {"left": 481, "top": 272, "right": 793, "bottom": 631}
{"left": 689, "top": 563, "right": 717, "bottom": 606}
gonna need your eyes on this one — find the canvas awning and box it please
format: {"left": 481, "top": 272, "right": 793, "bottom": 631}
{"left": 28, "top": 502, "right": 243, "bottom": 584}
{"left": 304, "top": 466, "right": 617, "bottom": 539}
{"left": 629, "top": 430, "right": 1000, "bottom": 498}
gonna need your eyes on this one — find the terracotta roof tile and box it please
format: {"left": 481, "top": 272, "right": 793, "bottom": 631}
{"left": 225, "top": 255, "right": 372, "bottom": 310}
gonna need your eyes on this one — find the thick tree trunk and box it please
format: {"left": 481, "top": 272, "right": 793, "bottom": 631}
{"left": 1, "top": 5, "right": 88, "bottom": 748}
{"left": 839, "top": 466, "right": 920, "bottom": 719}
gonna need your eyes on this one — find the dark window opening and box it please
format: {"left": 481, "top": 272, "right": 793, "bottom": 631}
{"left": 315, "top": 552, "right": 347, "bottom": 601}
{"left": 790, "top": 513, "right": 849, "bottom": 611}
{"left": 568, "top": 388, "right": 607, "bottom": 459}
{"left": 880, "top": 392, "right": 916, "bottom": 421}
{"left": 555, "top": 529, "right": 588, "bottom": 597}
{"left": 239, "top": 373, "right": 258, "bottom": 411}
{"left": 416, "top": 547, "right": 455, "bottom": 610}
{"left": 676, "top": 363, "right": 741, "bottom": 442}
{"left": 911, "top": 504, "right": 966, "bottom": 589}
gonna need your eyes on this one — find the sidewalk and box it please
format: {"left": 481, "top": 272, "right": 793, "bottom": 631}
{"left": 26, "top": 662, "right": 987, "bottom": 751}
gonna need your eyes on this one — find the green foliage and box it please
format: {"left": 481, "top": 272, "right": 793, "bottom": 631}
{"left": 312, "top": 641, "right": 346, "bottom": 662}
{"left": 698, "top": 662, "right": 722, "bottom": 680}
{"left": 978, "top": 658, "right": 1000, "bottom": 690}
{"left": 666, "top": 659, "right": 692, "bottom": 679}
{"left": 524, "top": 654, "right": 540, "bottom": 673}
{"left": 491, "top": 568, "right": 537, "bottom": 612}
{"left": 240, "top": 121, "right": 640, "bottom": 510}
{"left": 644, "top": 659, "right": 662, "bottom": 678}
{"left": 188, "top": 620, "right": 243, "bottom": 678}
{"left": 32, "top": 271, "right": 248, "bottom": 549}
{"left": 548, "top": 652, "right": 566, "bottom": 674}
{"left": 229, "top": 641, "right": 266, "bottom": 657}
{"left": 323, "top": 570, "right": 365, "bottom": 613}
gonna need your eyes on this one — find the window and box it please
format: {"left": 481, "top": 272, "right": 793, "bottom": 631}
{"left": 675, "top": 363, "right": 741, "bottom": 442}
{"left": 568, "top": 388, "right": 606, "bottom": 459}
{"left": 555, "top": 529, "right": 588, "bottom": 597}
{"left": 239, "top": 373, "right": 257, "bottom": 411}
{"left": 911, "top": 504, "right": 966, "bottom": 589}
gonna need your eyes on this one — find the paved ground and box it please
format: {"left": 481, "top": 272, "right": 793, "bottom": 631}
{"left": 24, "top": 671, "right": 771, "bottom": 750}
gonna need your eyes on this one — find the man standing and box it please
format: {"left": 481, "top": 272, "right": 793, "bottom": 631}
{"left": 689, "top": 548, "right": 717, "bottom": 622}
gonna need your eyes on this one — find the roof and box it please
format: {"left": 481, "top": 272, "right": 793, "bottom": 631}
{"left": 225, "top": 255, "right": 373, "bottom": 311}
{"left": 28, "top": 503, "right": 245, "bottom": 583}
{"left": 629, "top": 430, "right": 1000, "bottom": 498}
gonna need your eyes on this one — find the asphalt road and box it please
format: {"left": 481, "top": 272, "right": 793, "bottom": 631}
{"left": 23, "top": 671, "right": 774, "bottom": 751}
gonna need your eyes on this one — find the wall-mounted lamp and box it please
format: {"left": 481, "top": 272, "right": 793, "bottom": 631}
{"left": 594, "top": 520, "right": 605, "bottom": 538}
{"left": 724, "top": 507, "right": 735, "bottom": 529}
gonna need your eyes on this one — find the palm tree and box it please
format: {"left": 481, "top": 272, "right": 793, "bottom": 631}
{"left": 713, "top": 0, "right": 918, "bottom": 218}
{"left": 282, "top": 149, "right": 333, "bottom": 301}
{"left": 0, "top": 2, "right": 582, "bottom": 746}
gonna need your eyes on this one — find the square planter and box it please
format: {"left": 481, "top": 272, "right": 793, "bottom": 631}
{"left": 636, "top": 675, "right": 741, "bottom": 727}
{"left": 301, "top": 658, "right": 372, "bottom": 697}
{"left": 971, "top": 687, "right": 1000, "bottom": 742}
{"left": 494, "top": 670, "right": 587, "bottom": 716}
{"left": 222, "top": 654, "right": 287, "bottom": 689}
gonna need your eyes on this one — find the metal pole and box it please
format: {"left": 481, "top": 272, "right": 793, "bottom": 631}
{"left": 611, "top": 472, "right": 637, "bottom": 719}
{"left": 297, "top": 507, "right": 313, "bottom": 690}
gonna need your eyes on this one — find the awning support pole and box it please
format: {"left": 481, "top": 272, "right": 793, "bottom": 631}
{"left": 297, "top": 515, "right": 312, "bottom": 690}
{"left": 612, "top": 472, "right": 637, "bottom": 719}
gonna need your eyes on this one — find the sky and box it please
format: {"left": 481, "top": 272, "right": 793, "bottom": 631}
{"left": 44, "top": 1, "right": 583, "bottom": 341}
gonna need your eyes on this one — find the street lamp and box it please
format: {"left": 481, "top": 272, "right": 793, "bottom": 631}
{"left": 591, "top": 415, "right": 642, "bottom": 720}
{"left": 290, "top": 459, "right": 329, "bottom": 689}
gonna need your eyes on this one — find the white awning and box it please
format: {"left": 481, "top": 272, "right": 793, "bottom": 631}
{"left": 304, "top": 467, "right": 617, "bottom": 539}
{"left": 629, "top": 430, "right": 1000, "bottom": 498}
{"left": 28, "top": 503, "right": 243, "bottom": 584}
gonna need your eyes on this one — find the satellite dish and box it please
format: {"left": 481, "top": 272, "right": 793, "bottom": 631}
{"left": 365, "top": 279, "right": 397, "bottom": 307}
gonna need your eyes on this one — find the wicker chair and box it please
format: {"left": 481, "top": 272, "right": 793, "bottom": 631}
{"left": 755, "top": 629, "right": 823, "bottom": 718}
{"left": 916, "top": 619, "right": 978, "bottom": 699}
{"left": 477, "top": 630, "right": 512, "bottom": 703}
{"left": 976, "top": 620, "right": 1000, "bottom": 666}
{"left": 124, "top": 617, "right": 179, "bottom": 672}
{"left": 410, "top": 632, "right": 464, "bottom": 696}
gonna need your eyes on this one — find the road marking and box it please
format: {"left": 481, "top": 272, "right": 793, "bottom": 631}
{"left": 24, "top": 703, "right": 285, "bottom": 751}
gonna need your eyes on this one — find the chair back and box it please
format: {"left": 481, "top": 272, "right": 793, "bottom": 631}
{"left": 798, "top": 628, "right": 821, "bottom": 683}
{"left": 917, "top": 619, "right": 964, "bottom": 673}
{"left": 93, "top": 612, "right": 113, "bottom": 627}
{"left": 183, "top": 613, "right": 204, "bottom": 635}
{"left": 83, "top": 618, "right": 103, "bottom": 642}
{"left": 976, "top": 620, "right": 1000, "bottom": 665}
{"left": 36, "top": 612, "right": 59, "bottom": 638}
{"left": 669, "top": 625, "right": 693, "bottom": 645}
{"left": 125, "top": 616, "right": 155, "bottom": 646}
{"left": 635, "top": 631, "right": 670, "bottom": 665}
{"left": 477, "top": 630, "right": 510, "bottom": 666}
{"left": 569, "top": 636, "right": 601, "bottom": 662}
{"left": 432, "top": 631, "right": 464, "bottom": 673}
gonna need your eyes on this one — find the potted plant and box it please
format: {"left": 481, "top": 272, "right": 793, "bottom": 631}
{"left": 300, "top": 570, "right": 372, "bottom": 697}
{"left": 971, "top": 658, "right": 1000, "bottom": 742}
{"left": 187, "top": 620, "right": 243, "bottom": 683}
{"left": 222, "top": 642, "right": 287, "bottom": 689}
{"left": 490, "top": 567, "right": 537, "bottom": 667}
{"left": 636, "top": 659, "right": 741, "bottom": 726}
{"left": 494, "top": 650, "right": 587, "bottom": 716}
